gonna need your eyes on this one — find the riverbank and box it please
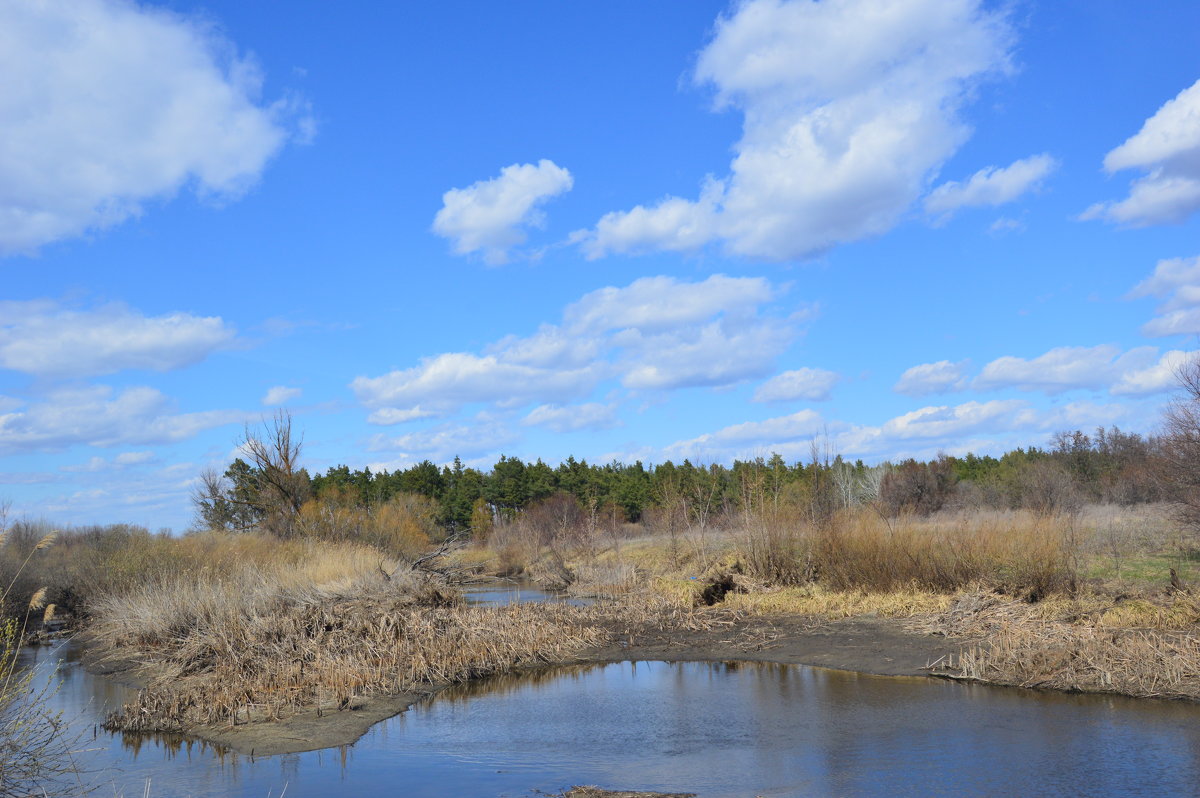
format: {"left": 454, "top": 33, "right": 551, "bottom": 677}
{"left": 86, "top": 607, "right": 955, "bottom": 756}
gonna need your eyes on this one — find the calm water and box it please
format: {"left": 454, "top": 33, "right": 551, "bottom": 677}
{"left": 463, "top": 582, "right": 589, "bottom": 607}
{"left": 20, "top": 599, "right": 1200, "bottom": 797}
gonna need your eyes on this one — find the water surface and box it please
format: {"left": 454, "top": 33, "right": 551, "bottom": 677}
{"left": 20, "top": 641, "right": 1200, "bottom": 797}
{"left": 463, "top": 582, "right": 589, "bottom": 607}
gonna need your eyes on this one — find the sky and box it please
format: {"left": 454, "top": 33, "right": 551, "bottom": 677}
{"left": 2, "top": 0, "right": 1200, "bottom": 531}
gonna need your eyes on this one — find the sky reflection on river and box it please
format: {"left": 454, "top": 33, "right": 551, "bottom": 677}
{"left": 20, "top": 639, "right": 1200, "bottom": 797}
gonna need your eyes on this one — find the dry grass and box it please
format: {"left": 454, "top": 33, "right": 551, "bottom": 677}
{"left": 96, "top": 566, "right": 610, "bottom": 734}
{"left": 811, "top": 510, "right": 1078, "bottom": 596}
{"left": 951, "top": 624, "right": 1200, "bottom": 700}
{"left": 920, "top": 588, "right": 1200, "bottom": 700}
{"left": 724, "top": 585, "right": 953, "bottom": 618}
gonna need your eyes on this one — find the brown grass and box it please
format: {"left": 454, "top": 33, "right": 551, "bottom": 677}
{"left": 922, "top": 589, "right": 1200, "bottom": 700}
{"left": 97, "top": 567, "right": 610, "bottom": 733}
{"left": 951, "top": 624, "right": 1200, "bottom": 700}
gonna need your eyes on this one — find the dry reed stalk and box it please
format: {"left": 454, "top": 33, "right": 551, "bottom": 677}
{"left": 94, "top": 553, "right": 740, "bottom": 736}
{"left": 920, "top": 587, "right": 1200, "bottom": 700}
{"left": 948, "top": 624, "right": 1200, "bottom": 700}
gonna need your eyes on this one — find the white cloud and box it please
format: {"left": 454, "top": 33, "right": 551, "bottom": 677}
{"left": 61, "top": 450, "right": 158, "bottom": 473}
{"left": 0, "top": 385, "right": 244, "bottom": 455}
{"left": 894, "top": 360, "right": 968, "bottom": 396}
{"left": 974, "top": 345, "right": 1161, "bottom": 394}
{"left": 522, "top": 403, "right": 620, "bottom": 433}
{"left": 563, "top": 274, "right": 774, "bottom": 334}
{"left": 988, "top": 216, "right": 1025, "bottom": 235}
{"left": 0, "top": 0, "right": 307, "bottom": 254}
{"left": 907, "top": 343, "right": 1193, "bottom": 398}
{"left": 753, "top": 368, "right": 841, "bottom": 402}
{"left": 619, "top": 317, "right": 793, "bottom": 391}
{"left": 877, "top": 399, "right": 1028, "bottom": 441}
{"left": 1111, "top": 349, "right": 1195, "bottom": 396}
{"left": 261, "top": 385, "right": 301, "bottom": 406}
{"left": 432, "top": 159, "right": 573, "bottom": 264}
{"left": 351, "top": 274, "right": 796, "bottom": 420}
{"left": 846, "top": 400, "right": 1132, "bottom": 460}
{"left": 0, "top": 300, "right": 236, "bottom": 377}
{"left": 1129, "top": 255, "right": 1200, "bottom": 337}
{"left": 351, "top": 352, "right": 604, "bottom": 422}
{"left": 1082, "top": 79, "right": 1200, "bottom": 226}
{"left": 367, "top": 421, "right": 519, "bottom": 461}
{"left": 580, "top": 178, "right": 723, "bottom": 258}
{"left": 366, "top": 406, "right": 438, "bottom": 426}
{"left": 576, "top": 0, "right": 1012, "bottom": 261}
{"left": 664, "top": 409, "right": 825, "bottom": 461}
{"left": 924, "top": 154, "right": 1056, "bottom": 219}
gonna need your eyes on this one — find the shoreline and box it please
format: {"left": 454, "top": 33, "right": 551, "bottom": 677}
{"left": 94, "top": 614, "right": 958, "bottom": 757}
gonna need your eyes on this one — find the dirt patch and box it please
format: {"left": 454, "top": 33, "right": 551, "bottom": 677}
{"left": 558, "top": 788, "right": 697, "bottom": 798}
{"left": 193, "top": 693, "right": 422, "bottom": 756}
{"left": 587, "top": 613, "right": 954, "bottom": 677}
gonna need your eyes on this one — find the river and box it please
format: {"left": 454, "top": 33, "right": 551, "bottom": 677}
{"left": 16, "top": 587, "right": 1200, "bottom": 796}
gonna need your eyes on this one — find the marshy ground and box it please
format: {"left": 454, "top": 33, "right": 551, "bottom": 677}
{"left": 45, "top": 502, "right": 1197, "bottom": 760}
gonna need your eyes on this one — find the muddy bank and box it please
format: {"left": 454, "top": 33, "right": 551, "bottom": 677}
{"left": 587, "top": 614, "right": 955, "bottom": 678}
{"left": 98, "top": 613, "right": 956, "bottom": 756}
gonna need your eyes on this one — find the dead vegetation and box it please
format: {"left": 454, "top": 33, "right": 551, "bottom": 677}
{"left": 918, "top": 589, "right": 1200, "bottom": 700}
{"left": 96, "top": 566, "right": 611, "bottom": 734}
{"left": 54, "top": 497, "right": 1200, "bottom": 736}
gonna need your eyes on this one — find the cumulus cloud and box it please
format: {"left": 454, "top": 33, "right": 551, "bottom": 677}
{"left": 576, "top": 0, "right": 1012, "bottom": 261}
{"left": 1129, "top": 255, "right": 1200, "bottom": 337}
{"left": 876, "top": 399, "right": 1028, "bottom": 441}
{"left": 661, "top": 397, "right": 1136, "bottom": 466}
{"left": 432, "top": 159, "right": 573, "bottom": 264}
{"left": 0, "top": 300, "right": 236, "bottom": 377}
{"left": 351, "top": 353, "right": 604, "bottom": 422}
{"left": 619, "top": 318, "right": 793, "bottom": 391}
{"left": 904, "top": 343, "right": 1192, "bottom": 398}
{"left": 753, "top": 368, "right": 841, "bottom": 402}
{"left": 894, "top": 360, "right": 969, "bottom": 395}
{"left": 522, "top": 403, "right": 620, "bottom": 433}
{"left": 0, "top": 385, "right": 244, "bottom": 455}
{"left": 974, "top": 345, "right": 1160, "bottom": 394}
{"left": 1111, "top": 349, "right": 1194, "bottom": 396}
{"left": 261, "top": 386, "right": 302, "bottom": 406}
{"left": 0, "top": 0, "right": 308, "bottom": 254}
{"left": 924, "top": 154, "right": 1057, "bottom": 220}
{"left": 664, "top": 409, "right": 825, "bottom": 461}
{"left": 1082, "top": 79, "right": 1200, "bottom": 226}
{"left": 563, "top": 274, "right": 774, "bottom": 334}
{"left": 367, "top": 421, "right": 519, "bottom": 461}
{"left": 351, "top": 274, "right": 796, "bottom": 421}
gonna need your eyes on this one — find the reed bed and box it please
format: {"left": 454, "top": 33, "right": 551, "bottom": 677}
{"left": 951, "top": 625, "right": 1200, "bottom": 700}
{"left": 922, "top": 589, "right": 1200, "bottom": 700}
{"left": 95, "top": 570, "right": 611, "bottom": 734}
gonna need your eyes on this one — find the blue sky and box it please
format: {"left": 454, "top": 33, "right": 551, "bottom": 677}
{"left": 3, "top": 0, "right": 1200, "bottom": 530}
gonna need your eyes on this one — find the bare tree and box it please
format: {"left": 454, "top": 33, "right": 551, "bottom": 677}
{"left": 1159, "top": 357, "right": 1200, "bottom": 547}
{"left": 191, "top": 468, "right": 235, "bottom": 531}
{"left": 238, "top": 410, "right": 311, "bottom": 537}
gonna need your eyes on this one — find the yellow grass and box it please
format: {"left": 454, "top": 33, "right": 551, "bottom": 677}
{"left": 724, "top": 586, "right": 953, "bottom": 618}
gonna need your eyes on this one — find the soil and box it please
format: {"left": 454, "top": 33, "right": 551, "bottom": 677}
{"left": 559, "top": 789, "right": 698, "bottom": 798}
{"left": 586, "top": 613, "right": 955, "bottom": 678}
{"left": 89, "top": 613, "right": 957, "bottom": 757}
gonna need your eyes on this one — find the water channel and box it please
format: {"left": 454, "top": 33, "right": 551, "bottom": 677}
{"left": 18, "top": 585, "right": 1200, "bottom": 796}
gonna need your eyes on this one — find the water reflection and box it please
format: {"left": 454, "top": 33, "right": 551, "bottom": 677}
{"left": 463, "top": 582, "right": 590, "bottom": 607}
{"left": 18, "top": 641, "right": 1200, "bottom": 797}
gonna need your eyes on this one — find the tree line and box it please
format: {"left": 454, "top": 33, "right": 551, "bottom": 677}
{"left": 193, "top": 411, "right": 1165, "bottom": 542}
